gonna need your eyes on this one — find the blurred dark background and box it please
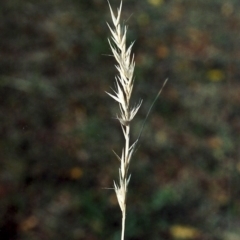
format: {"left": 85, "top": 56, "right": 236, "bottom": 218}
{"left": 1, "top": 0, "right": 240, "bottom": 239}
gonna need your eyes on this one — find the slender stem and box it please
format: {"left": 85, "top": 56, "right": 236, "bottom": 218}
{"left": 125, "top": 125, "right": 130, "bottom": 164}
{"left": 121, "top": 209, "right": 126, "bottom": 240}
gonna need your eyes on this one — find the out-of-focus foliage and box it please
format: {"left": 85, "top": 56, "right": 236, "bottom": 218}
{"left": 0, "top": 0, "right": 240, "bottom": 239}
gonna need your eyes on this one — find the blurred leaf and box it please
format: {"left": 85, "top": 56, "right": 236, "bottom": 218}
{"left": 207, "top": 69, "right": 225, "bottom": 82}
{"left": 20, "top": 215, "right": 39, "bottom": 232}
{"left": 169, "top": 225, "right": 200, "bottom": 239}
{"left": 156, "top": 45, "right": 169, "bottom": 59}
{"left": 69, "top": 167, "right": 83, "bottom": 180}
{"left": 148, "top": 0, "right": 164, "bottom": 7}
{"left": 207, "top": 136, "right": 223, "bottom": 149}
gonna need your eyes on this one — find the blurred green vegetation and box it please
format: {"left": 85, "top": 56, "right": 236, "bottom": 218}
{"left": 1, "top": 0, "right": 240, "bottom": 239}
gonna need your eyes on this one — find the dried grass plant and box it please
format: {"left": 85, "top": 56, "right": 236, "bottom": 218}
{"left": 106, "top": 1, "right": 140, "bottom": 239}
{"left": 106, "top": 1, "right": 167, "bottom": 239}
